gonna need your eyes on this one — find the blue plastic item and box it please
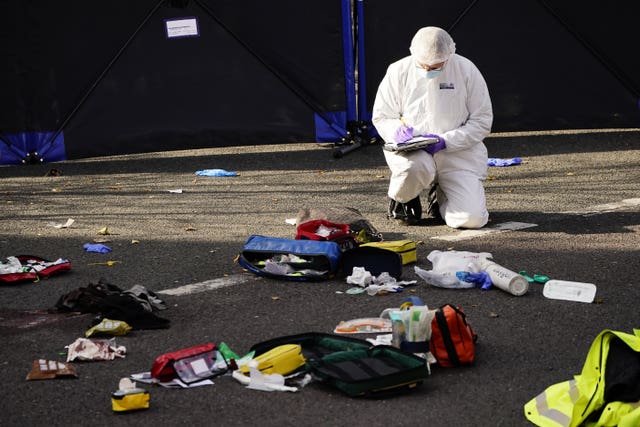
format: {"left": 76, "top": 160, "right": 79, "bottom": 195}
{"left": 195, "top": 169, "right": 237, "bottom": 177}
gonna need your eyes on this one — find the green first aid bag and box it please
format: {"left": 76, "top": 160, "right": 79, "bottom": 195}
{"left": 248, "top": 332, "right": 428, "bottom": 397}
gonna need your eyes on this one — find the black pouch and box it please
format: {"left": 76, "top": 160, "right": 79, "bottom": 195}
{"left": 337, "top": 246, "right": 403, "bottom": 279}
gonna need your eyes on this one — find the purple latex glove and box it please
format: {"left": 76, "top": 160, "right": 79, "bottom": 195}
{"left": 393, "top": 125, "right": 414, "bottom": 143}
{"left": 423, "top": 134, "right": 446, "bottom": 155}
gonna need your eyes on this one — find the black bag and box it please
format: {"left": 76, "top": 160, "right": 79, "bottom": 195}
{"left": 337, "top": 246, "right": 403, "bottom": 279}
{"left": 248, "top": 332, "right": 428, "bottom": 397}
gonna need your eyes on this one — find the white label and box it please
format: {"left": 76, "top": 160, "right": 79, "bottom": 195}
{"left": 166, "top": 18, "right": 199, "bottom": 39}
{"left": 190, "top": 358, "right": 210, "bottom": 375}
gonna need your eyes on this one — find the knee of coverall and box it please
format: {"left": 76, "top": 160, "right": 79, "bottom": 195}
{"left": 384, "top": 150, "right": 436, "bottom": 202}
{"left": 443, "top": 207, "right": 489, "bottom": 229}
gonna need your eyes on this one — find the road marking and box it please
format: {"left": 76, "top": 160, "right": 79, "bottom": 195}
{"left": 432, "top": 221, "right": 538, "bottom": 242}
{"left": 158, "top": 274, "right": 249, "bottom": 296}
{"left": 432, "top": 198, "right": 639, "bottom": 242}
{"left": 561, "top": 198, "right": 640, "bottom": 216}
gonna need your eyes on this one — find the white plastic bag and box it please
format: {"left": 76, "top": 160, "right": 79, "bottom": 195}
{"left": 415, "top": 250, "right": 493, "bottom": 289}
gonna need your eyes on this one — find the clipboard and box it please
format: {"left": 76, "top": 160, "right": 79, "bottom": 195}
{"left": 383, "top": 136, "right": 439, "bottom": 152}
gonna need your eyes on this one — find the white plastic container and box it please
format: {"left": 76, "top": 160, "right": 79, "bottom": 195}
{"left": 543, "top": 280, "right": 596, "bottom": 303}
{"left": 480, "top": 260, "right": 529, "bottom": 296}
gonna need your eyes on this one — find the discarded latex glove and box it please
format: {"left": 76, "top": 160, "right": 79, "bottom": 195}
{"left": 347, "top": 267, "right": 373, "bottom": 287}
{"left": 414, "top": 265, "right": 475, "bottom": 289}
{"left": 422, "top": 134, "right": 446, "bottom": 155}
{"left": 487, "top": 157, "right": 522, "bottom": 167}
{"left": 195, "top": 169, "right": 237, "bottom": 177}
{"left": 519, "top": 271, "right": 550, "bottom": 284}
{"left": 83, "top": 243, "right": 112, "bottom": 253}
{"left": 393, "top": 125, "right": 414, "bottom": 143}
{"left": 456, "top": 271, "right": 493, "bottom": 290}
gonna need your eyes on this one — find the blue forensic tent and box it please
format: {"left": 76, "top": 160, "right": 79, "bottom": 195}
{"left": 1, "top": 0, "right": 639, "bottom": 164}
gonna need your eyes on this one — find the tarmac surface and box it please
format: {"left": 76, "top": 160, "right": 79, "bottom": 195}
{"left": 0, "top": 130, "right": 639, "bottom": 426}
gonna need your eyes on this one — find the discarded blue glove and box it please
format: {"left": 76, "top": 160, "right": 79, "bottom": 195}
{"left": 393, "top": 125, "right": 414, "bottom": 143}
{"left": 195, "top": 169, "right": 238, "bottom": 177}
{"left": 487, "top": 157, "right": 522, "bottom": 167}
{"left": 456, "top": 271, "right": 492, "bottom": 290}
{"left": 423, "top": 134, "right": 446, "bottom": 155}
{"left": 83, "top": 243, "right": 112, "bottom": 253}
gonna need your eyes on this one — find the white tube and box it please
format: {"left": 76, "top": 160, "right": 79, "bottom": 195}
{"left": 480, "top": 260, "right": 529, "bottom": 296}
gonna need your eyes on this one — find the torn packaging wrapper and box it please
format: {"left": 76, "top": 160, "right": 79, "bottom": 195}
{"left": 26, "top": 359, "right": 77, "bottom": 380}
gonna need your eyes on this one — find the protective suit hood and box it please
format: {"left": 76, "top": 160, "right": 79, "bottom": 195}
{"left": 409, "top": 27, "right": 456, "bottom": 65}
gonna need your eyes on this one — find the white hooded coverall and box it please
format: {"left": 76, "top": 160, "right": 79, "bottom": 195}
{"left": 372, "top": 30, "right": 493, "bottom": 229}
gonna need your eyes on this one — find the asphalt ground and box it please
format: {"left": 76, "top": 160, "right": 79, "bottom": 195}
{"left": 0, "top": 130, "right": 639, "bottom": 426}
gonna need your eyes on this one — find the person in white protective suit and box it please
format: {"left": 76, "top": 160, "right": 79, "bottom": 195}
{"left": 372, "top": 26, "right": 493, "bottom": 228}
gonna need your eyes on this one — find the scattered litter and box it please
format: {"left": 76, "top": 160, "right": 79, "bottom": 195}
{"left": 334, "top": 317, "right": 392, "bottom": 334}
{"left": 83, "top": 243, "right": 112, "bottom": 253}
{"left": 415, "top": 250, "right": 492, "bottom": 289}
{"left": 366, "top": 334, "right": 393, "bottom": 346}
{"left": 345, "top": 287, "right": 365, "bottom": 295}
{"left": 168, "top": 189, "right": 183, "bottom": 193}
{"left": 26, "top": 359, "right": 77, "bottom": 380}
{"left": 345, "top": 267, "right": 416, "bottom": 295}
{"left": 87, "top": 260, "right": 120, "bottom": 266}
{"left": 131, "top": 240, "right": 140, "bottom": 244}
{"left": 232, "top": 364, "right": 298, "bottom": 393}
{"left": 195, "top": 169, "right": 238, "bottom": 177}
{"left": 519, "top": 271, "right": 550, "bottom": 283}
{"left": 543, "top": 280, "right": 596, "bottom": 303}
{"left": 488, "top": 157, "right": 522, "bottom": 167}
{"left": 112, "top": 378, "right": 150, "bottom": 412}
{"left": 85, "top": 318, "right": 132, "bottom": 337}
{"left": 0, "top": 255, "right": 71, "bottom": 283}
{"left": 97, "top": 227, "right": 111, "bottom": 235}
{"left": 480, "top": 260, "right": 529, "bottom": 296}
{"left": 131, "top": 371, "right": 213, "bottom": 388}
{"left": 55, "top": 279, "right": 170, "bottom": 330}
{"left": 66, "top": 337, "right": 126, "bottom": 361}
{"left": 456, "top": 271, "right": 492, "bottom": 290}
{"left": 47, "top": 218, "right": 74, "bottom": 229}
{"left": 415, "top": 250, "right": 529, "bottom": 296}
{"left": 346, "top": 266, "right": 372, "bottom": 287}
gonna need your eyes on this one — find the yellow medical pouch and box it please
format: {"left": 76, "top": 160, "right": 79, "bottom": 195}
{"left": 240, "top": 344, "right": 306, "bottom": 376}
{"left": 361, "top": 240, "right": 417, "bottom": 265}
{"left": 111, "top": 389, "right": 150, "bottom": 412}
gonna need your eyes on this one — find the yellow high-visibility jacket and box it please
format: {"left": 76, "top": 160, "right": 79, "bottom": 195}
{"left": 524, "top": 329, "right": 640, "bottom": 427}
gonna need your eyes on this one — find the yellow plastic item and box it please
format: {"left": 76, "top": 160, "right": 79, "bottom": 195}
{"left": 111, "top": 390, "right": 150, "bottom": 412}
{"left": 361, "top": 240, "right": 417, "bottom": 265}
{"left": 240, "top": 344, "right": 305, "bottom": 376}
